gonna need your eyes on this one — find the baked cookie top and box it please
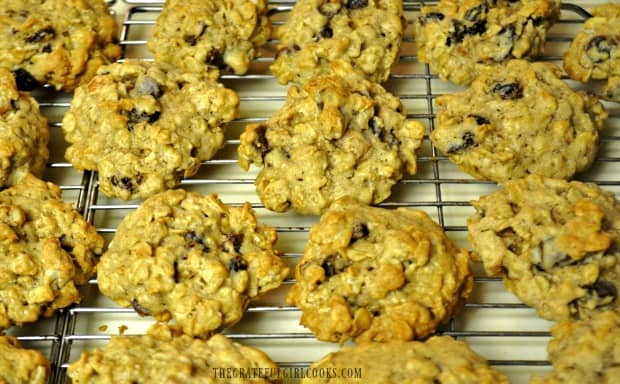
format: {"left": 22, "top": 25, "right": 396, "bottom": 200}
{"left": 530, "top": 311, "right": 620, "bottom": 384}
{"left": 148, "top": 0, "right": 270, "bottom": 78}
{"left": 0, "top": 174, "right": 103, "bottom": 329}
{"left": 286, "top": 197, "right": 473, "bottom": 343}
{"left": 303, "top": 336, "right": 509, "bottom": 384}
{"left": 0, "top": 67, "right": 48, "bottom": 188}
{"left": 97, "top": 190, "right": 289, "bottom": 337}
{"left": 413, "top": 0, "right": 561, "bottom": 85}
{"left": 238, "top": 72, "right": 425, "bottom": 215}
{"left": 68, "top": 324, "right": 278, "bottom": 384}
{"left": 0, "top": 0, "right": 121, "bottom": 92}
{"left": 270, "top": 0, "right": 405, "bottom": 85}
{"left": 430, "top": 60, "right": 607, "bottom": 182}
{"left": 62, "top": 60, "right": 239, "bottom": 200}
{"left": 563, "top": 3, "right": 620, "bottom": 102}
{"left": 468, "top": 175, "right": 620, "bottom": 321}
{"left": 0, "top": 336, "right": 50, "bottom": 384}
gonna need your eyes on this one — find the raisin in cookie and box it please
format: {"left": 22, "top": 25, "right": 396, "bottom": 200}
{"left": 304, "top": 336, "right": 509, "bottom": 383}
{"left": 270, "top": 0, "right": 405, "bottom": 85}
{"left": 413, "top": 0, "right": 561, "bottom": 85}
{"left": 0, "top": 67, "right": 48, "bottom": 188}
{"left": 238, "top": 72, "right": 424, "bottom": 215}
{"left": 0, "top": 336, "right": 50, "bottom": 384}
{"left": 563, "top": 3, "right": 620, "bottom": 103}
{"left": 0, "top": 0, "right": 121, "bottom": 92}
{"left": 287, "top": 197, "right": 473, "bottom": 343}
{"left": 68, "top": 324, "right": 278, "bottom": 383}
{"left": 530, "top": 311, "right": 620, "bottom": 384}
{"left": 431, "top": 60, "right": 607, "bottom": 182}
{"left": 62, "top": 60, "right": 239, "bottom": 200}
{"left": 0, "top": 174, "right": 103, "bottom": 329}
{"left": 468, "top": 175, "right": 620, "bottom": 321}
{"left": 148, "top": 0, "right": 270, "bottom": 78}
{"left": 97, "top": 190, "right": 289, "bottom": 337}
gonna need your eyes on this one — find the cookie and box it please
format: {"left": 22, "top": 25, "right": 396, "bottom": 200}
{"left": 0, "top": 336, "right": 51, "bottom": 384}
{"left": 0, "top": 174, "right": 103, "bottom": 329}
{"left": 62, "top": 60, "right": 239, "bottom": 200}
{"left": 413, "top": 0, "right": 561, "bottom": 85}
{"left": 148, "top": 0, "right": 270, "bottom": 78}
{"left": 97, "top": 189, "right": 289, "bottom": 337}
{"left": 430, "top": 60, "right": 607, "bottom": 182}
{"left": 270, "top": 0, "right": 405, "bottom": 85}
{"left": 563, "top": 3, "right": 620, "bottom": 103}
{"left": 304, "top": 335, "right": 509, "bottom": 383}
{"left": 238, "top": 71, "right": 425, "bottom": 215}
{"left": 468, "top": 175, "right": 620, "bottom": 321}
{"left": 0, "top": 67, "right": 48, "bottom": 188}
{"left": 68, "top": 324, "right": 278, "bottom": 383}
{"left": 530, "top": 311, "right": 620, "bottom": 384}
{"left": 286, "top": 197, "right": 473, "bottom": 343}
{"left": 0, "top": 0, "right": 121, "bottom": 91}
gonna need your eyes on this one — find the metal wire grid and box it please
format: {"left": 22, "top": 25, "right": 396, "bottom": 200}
{"left": 7, "top": 1, "right": 619, "bottom": 383}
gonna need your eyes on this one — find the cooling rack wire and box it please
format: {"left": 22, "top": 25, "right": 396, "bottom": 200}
{"left": 6, "top": 1, "right": 619, "bottom": 383}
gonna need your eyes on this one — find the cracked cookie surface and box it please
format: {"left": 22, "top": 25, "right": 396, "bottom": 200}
{"left": 97, "top": 190, "right": 289, "bottom": 337}
{"left": 287, "top": 197, "right": 473, "bottom": 343}
{"left": 468, "top": 175, "right": 620, "bottom": 321}
{"left": 430, "top": 60, "right": 607, "bottom": 182}
{"left": 148, "top": 0, "right": 270, "bottom": 78}
{"left": 0, "top": 336, "right": 50, "bottom": 384}
{"left": 563, "top": 3, "right": 620, "bottom": 103}
{"left": 238, "top": 72, "right": 424, "bottom": 215}
{"left": 62, "top": 60, "right": 239, "bottom": 200}
{"left": 270, "top": 0, "right": 404, "bottom": 85}
{"left": 0, "top": 0, "right": 121, "bottom": 91}
{"left": 413, "top": 0, "right": 560, "bottom": 85}
{"left": 0, "top": 174, "right": 103, "bottom": 329}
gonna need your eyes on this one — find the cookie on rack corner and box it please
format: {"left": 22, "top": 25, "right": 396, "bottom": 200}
{"left": 238, "top": 70, "right": 425, "bottom": 215}
{"left": 148, "top": 0, "right": 270, "bottom": 77}
{"left": 413, "top": 0, "right": 561, "bottom": 85}
{"left": 62, "top": 60, "right": 239, "bottom": 200}
{"left": 563, "top": 3, "right": 620, "bottom": 103}
{"left": 0, "top": 336, "right": 50, "bottom": 384}
{"left": 68, "top": 324, "right": 279, "bottom": 383}
{"left": 97, "top": 189, "right": 289, "bottom": 337}
{"left": 467, "top": 175, "right": 620, "bottom": 321}
{"left": 0, "top": 0, "right": 121, "bottom": 92}
{"left": 270, "top": 0, "right": 405, "bottom": 85}
{"left": 0, "top": 174, "right": 103, "bottom": 330}
{"left": 530, "top": 311, "right": 620, "bottom": 384}
{"left": 303, "top": 336, "right": 509, "bottom": 383}
{"left": 430, "top": 59, "right": 607, "bottom": 182}
{"left": 0, "top": 67, "right": 48, "bottom": 188}
{"left": 287, "top": 197, "right": 473, "bottom": 344}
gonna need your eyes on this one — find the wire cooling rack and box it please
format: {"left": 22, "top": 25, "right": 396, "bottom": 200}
{"left": 7, "top": 1, "right": 620, "bottom": 383}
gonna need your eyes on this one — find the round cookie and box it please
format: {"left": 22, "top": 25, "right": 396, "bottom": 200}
{"left": 467, "top": 175, "right": 620, "bottom": 321}
{"left": 62, "top": 60, "right": 239, "bottom": 200}
{"left": 237, "top": 71, "right": 425, "bottom": 215}
{"left": 430, "top": 60, "right": 607, "bottom": 182}
{"left": 0, "top": 174, "right": 103, "bottom": 329}
{"left": 270, "top": 0, "right": 405, "bottom": 85}
{"left": 0, "top": 336, "right": 50, "bottom": 384}
{"left": 97, "top": 190, "right": 290, "bottom": 337}
{"left": 304, "top": 336, "right": 509, "bottom": 383}
{"left": 286, "top": 197, "right": 473, "bottom": 343}
{"left": 413, "top": 0, "right": 561, "bottom": 85}
{"left": 0, "top": 0, "right": 121, "bottom": 92}
{"left": 0, "top": 67, "right": 48, "bottom": 188}
{"left": 68, "top": 324, "right": 278, "bottom": 383}
{"left": 148, "top": 0, "right": 270, "bottom": 78}
{"left": 563, "top": 3, "right": 620, "bottom": 103}
{"left": 530, "top": 311, "right": 620, "bottom": 384}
